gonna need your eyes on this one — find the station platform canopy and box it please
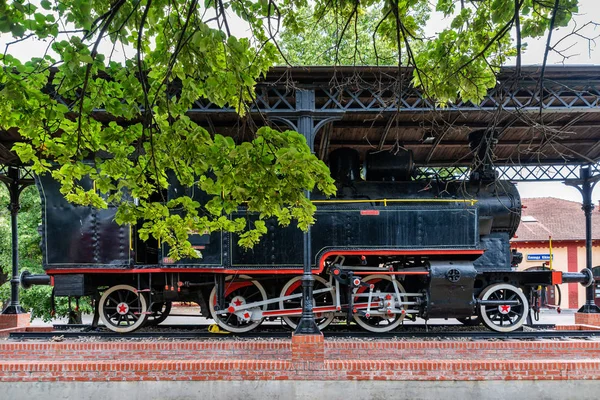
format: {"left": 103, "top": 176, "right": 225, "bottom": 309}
{"left": 1, "top": 65, "right": 599, "bottom": 181}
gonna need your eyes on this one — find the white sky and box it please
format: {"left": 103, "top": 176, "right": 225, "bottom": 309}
{"left": 1, "top": 0, "right": 599, "bottom": 203}
{"left": 516, "top": 181, "right": 598, "bottom": 203}
{"left": 424, "top": 0, "right": 600, "bottom": 66}
{"left": 490, "top": 0, "right": 599, "bottom": 202}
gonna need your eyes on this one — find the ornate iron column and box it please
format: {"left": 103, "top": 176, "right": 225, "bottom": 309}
{"left": 269, "top": 89, "right": 342, "bottom": 334}
{"left": 1, "top": 167, "right": 26, "bottom": 314}
{"left": 293, "top": 89, "right": 321, "bottom": 334}
{"left": 565, "top": 166, "right": 600, "bottom": 313}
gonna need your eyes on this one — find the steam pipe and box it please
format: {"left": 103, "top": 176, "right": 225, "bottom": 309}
{"left": 562, "top": 269, "right": 594, "bottom": 287}
{"left": 19, "top": 271, "right": 51, "bottom": 290}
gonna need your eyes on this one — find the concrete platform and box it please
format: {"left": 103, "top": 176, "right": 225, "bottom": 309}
{"left": 2, "top": 309, "right": 600, "bottom": 399}
{"left": 2, "top": 336, "right": 600, "bottom": 399}
{"left": 4, "top": 380, "right": 600, "bottom": 400}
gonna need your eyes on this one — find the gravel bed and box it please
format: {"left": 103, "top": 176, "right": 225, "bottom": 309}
{"left": 8, "top": 334, "right": 600, "bottom": 343}
{"left": 7, "top": 323, "right": 600, "bottom": 343}
{"left": 6, "top": 319, "right": 599, "bottom": 343}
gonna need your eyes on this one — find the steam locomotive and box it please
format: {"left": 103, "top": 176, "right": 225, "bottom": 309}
{"left": 28, "top": 137, "right": 593, "bottom": 333}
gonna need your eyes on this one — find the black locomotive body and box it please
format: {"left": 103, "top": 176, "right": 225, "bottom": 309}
{"left": 34, "top": 148, "right": 592, "bottom": 333}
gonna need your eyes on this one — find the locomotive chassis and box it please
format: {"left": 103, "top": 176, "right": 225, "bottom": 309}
{"left": 35, "top": 153, "right": 594, "bottom": 334}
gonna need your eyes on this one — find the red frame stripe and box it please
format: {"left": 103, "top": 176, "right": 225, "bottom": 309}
{"left": 45, "top": 249, "right": 483, "bottom": 276}
{"left": 351, "top": 271, "right": 429, "bottom": 276}
{"left": 262, "top": 305, "right": 339, "bottom": 317}
{"left": 318, "top": 249, "right": 484, "bottom": 272}
{"left": 261, "top": 302, "right": 381, "bottom": 317}
{"left": 45, "top": 268, "right": 306, "bottom": 275}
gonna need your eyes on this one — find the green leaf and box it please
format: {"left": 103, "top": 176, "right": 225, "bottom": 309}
{"left": 79, "top": 54, "right": 94, "bottom": 64}
{"left": 10, "top": 24, "right": 26, "bottom": 37}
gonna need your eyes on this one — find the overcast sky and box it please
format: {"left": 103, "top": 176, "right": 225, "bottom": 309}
{"left": 1, "top": 0, "right": 598, "bottom": 203}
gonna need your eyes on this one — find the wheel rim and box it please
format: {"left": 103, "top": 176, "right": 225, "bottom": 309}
{"left": 99, "top": 284, "right": 148, "bottom": 333}
{"left": 279, "top": 275, "right": 335, "bottom": 330}
{"left": 478, "top": 283, "right": 529, "bottom": 332}
{"left": 353, "top": 275, "right": 407, "bottom": 333}
{"left": 208, "top": 275, "right": 267, "bottom": 333}
{"left": 145, "top": 301, "right": 172, "bottom": 326}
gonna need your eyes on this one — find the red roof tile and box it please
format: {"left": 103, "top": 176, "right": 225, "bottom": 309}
{"left": 512, "top": 198, "right": 600, "bottom": 242}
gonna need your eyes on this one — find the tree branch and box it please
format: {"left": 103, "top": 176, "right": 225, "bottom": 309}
{"left": 538, "top": 0, "right": 560, "bottom": 117}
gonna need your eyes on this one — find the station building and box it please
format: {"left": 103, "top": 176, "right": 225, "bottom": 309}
{"left": 511, "top": 197, "right": 600, "bottom": 310}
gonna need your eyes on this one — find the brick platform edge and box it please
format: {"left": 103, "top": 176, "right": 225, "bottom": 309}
{"left": 2, "top": 339, "right": 600, "bottom": 382}
{"left": 0, "top": 326, "right": 53, "bottom": 338}
{"left": 556, "top": 324, "right": 600, "bottom": 331}
{"left": 575, "top": 313, "right": 600, "bottom": 326}
{"left": 0, "top": 313, "right": 30, "bottom": 330}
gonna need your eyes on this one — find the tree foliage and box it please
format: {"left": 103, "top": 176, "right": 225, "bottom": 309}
{"left": 0, "top": 0, "right": 580, "bottom": 259}
{"left": 278, "top": 3, "right": 426, "bottom": 65}
{"left": 0, "top": 0, "right": 337, "bottom": 260}
{"left": 279, "top": 0, "right": 579, "bottom": 102}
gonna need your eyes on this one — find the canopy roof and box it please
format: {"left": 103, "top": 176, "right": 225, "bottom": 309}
{"left": 1, "top": 65, "right": 599, "bottom": 180}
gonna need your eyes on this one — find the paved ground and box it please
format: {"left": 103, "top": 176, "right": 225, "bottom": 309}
{"left": 5, "top": 380, "right": 600, "bottom": 400}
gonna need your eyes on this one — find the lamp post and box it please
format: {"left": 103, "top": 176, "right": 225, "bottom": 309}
{"left": 1, "top": 167, "right": 25, "bottom": 315}
{"left": 565, "top": 166, "right": 600, "bottom": 313}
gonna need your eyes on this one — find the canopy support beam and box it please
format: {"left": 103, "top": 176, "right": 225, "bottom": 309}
{"left": 271, "top": 89, "right": 342, "bottom": 335}
{"left": 565, "top": 166, "right": 600, "bottom": 313}
{"left": 1, "top": 167, "right": 26, "bottom": 315}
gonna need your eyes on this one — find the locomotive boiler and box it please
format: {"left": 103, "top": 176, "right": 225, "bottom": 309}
{"left": 29, "top": 145, "right": 593, "bottom": 334}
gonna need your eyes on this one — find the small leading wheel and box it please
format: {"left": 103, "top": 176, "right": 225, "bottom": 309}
{"left": 99, "top": 284, "right": 148, "bottom": 333}
{"left": 353, "top": 275, "right": 408, "bottom": 333}
{"left": 145, "top": 301, "right": 172, "bottom": 326}
{"left": 279, "top": 275, "right": 335, "bottom": 330}
{"left": 208, "top": 275, "right": 267, "bottom": 333}
{"left": 478, "top": 283, "right": 529, "bottom": 332}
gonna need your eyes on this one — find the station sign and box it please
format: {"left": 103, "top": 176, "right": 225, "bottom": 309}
{"left": 526, "top": 254, "right": 553, "bottom": 261}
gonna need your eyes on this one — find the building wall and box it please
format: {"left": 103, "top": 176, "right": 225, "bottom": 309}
{"left": 514, "top": 244, "right": 571, "bottom": 308}
{"left": 512, "top": 241, "right": 600, "bottom": 309}
{"left": 577, "top": 245, "right": 600, "bottom": 307}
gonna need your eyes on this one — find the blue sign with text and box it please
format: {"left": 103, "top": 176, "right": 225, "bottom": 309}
{"left": 527, "top": 254, "right": 553, "bottom": 261}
